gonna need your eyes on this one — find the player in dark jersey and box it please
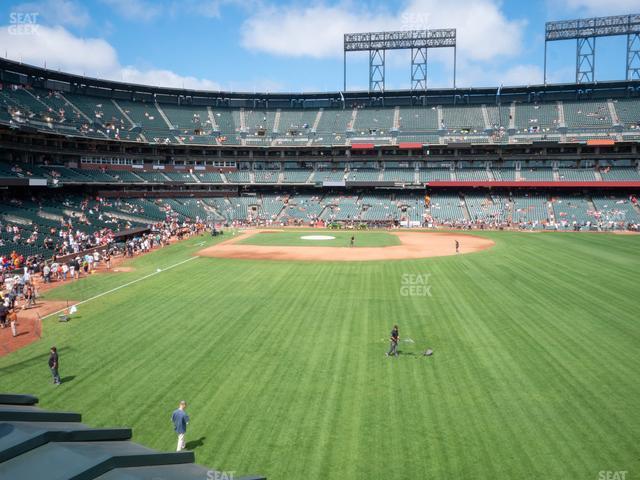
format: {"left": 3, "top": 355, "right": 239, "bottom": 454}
{"left": 386, "top": 325, "right": 399, "bottom": 357}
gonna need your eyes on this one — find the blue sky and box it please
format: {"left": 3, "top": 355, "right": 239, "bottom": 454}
{"left": 0, "top": 0, "right": 637, "bottom": 92}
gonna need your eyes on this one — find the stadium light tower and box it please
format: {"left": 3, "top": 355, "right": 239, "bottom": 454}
{"left": 544, "top": 13, "right": 640, "bottom": 83}
{"left": 343, "top": 29, "right": 457, "bottom": 94}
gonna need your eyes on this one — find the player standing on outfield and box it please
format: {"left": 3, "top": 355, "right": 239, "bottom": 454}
{"left": 350, "top": 235, "right": 355, "bottom": 247}
{"left": 48, "top": 346, "right": 61, "bottom": 385}
{"left": 171, "top": 401, "right": 190, "bottom": 451}
{"left": 386, "top": 325, "right": 399, "bottom": 357}
{"left": 455, "top": 240, "right": 460, "bottom": 253}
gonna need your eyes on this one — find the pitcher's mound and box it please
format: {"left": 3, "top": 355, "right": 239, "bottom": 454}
{"left": 198, "top": 230, "right": 494, "bottom": 262}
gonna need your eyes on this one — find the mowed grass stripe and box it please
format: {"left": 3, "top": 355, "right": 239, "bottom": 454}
{"left": 474, "top": 234, "right": 638, "bottom": 476}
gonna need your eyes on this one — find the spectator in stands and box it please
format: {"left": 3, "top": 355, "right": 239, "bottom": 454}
{"left": 0, "top": 302, "right": 7, "bottom": 329}
{"left": 73, "top": 257, "right": 81, "bottom": 279}
{"left": 42, "top": 263, "right": 50, "bottom": 283}
{"left": 171, "top": 401, "right": 190, "bottom": 452}
{"left": 23, "top": 284, "right": 35, "bottom": 309}
{"left": 8, "top": 308, "right": 18, "bottom": 337}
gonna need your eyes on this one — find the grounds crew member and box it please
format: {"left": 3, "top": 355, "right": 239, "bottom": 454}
{"left": 386, "top": 325, "right": 399, "bottom": 357}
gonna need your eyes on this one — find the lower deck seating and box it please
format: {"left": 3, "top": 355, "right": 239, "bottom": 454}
{"left": 551, "top": 195, "right": 595, "bottom": 228}
{"left": 591, "top": 194, "right": 640, "bottom": 226}
{"left": 511, "top": 193, "right": 549, "bottom": 226}
{"left": 428, "top": 193, "right": 466, "bottom": 223}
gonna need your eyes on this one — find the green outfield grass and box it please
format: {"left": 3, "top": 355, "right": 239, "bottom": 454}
{"left": 1, "top": 231, "right": 639, "bottom": 479}
{"left": 236, "top": 230, "right": 400, "bottom": 248}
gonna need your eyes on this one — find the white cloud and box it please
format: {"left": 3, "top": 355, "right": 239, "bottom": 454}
{"left": 0, "top": 25, "right": 118, "bottom": 72}
{"left": 100, "top": 0, "right": 161, "bottom": 22}
{"left": 12, "top": 0, "right": 90, "bottom": 28}
{"left": 0, "top": 24, "right": 221, "bottom": 90}
{"left": 500, "top": 64, "right": 545, "bottom": 86}
{"left": 240, "top": 0, "right": 533, "bottom": 87}
{"left": 241, "top": 0, "right": 526, "bottom": 62}
{"left": 241, "top": 3, "right": 393, "bottom": 59}
{"left": 560, "top": 0, "right": 638, "bottom": 16}
{"left": 454, "top": 64, "right": 544, "bottom": 88}
{"left": 118, "top": 66, "right": 222, "bottom": 90}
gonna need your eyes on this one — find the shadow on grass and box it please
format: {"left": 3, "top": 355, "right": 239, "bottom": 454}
{"left": 185, "top": 436, "right": 206, "bottom": 450}
{"left": 0, "top": 347, "right": 72, "bottom": 374}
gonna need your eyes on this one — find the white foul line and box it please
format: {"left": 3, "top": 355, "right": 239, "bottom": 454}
{"left": 40, "top": 256, "right": 199, "bottom": 321}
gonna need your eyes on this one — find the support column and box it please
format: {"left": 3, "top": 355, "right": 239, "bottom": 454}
{"left": 576, "top": 37, "right": 595, "bottom": 83}
{"left": 411, "top": 47, "right": 427, "bottom": 94}
{"left": 369, "top": 49, "right": 385, "bottom": 93}
{"left": 627, "top": 33, "right": 640, "bottom": 81}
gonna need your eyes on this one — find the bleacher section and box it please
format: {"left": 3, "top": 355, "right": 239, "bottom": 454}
{"left": 347, "top": 169, "right": 380, "bottom": 182}
{"left": 2, "top": 189, "right": 639, "bottom": 258}
{"left": 382, "top": 169, "right": 415, "bottom": 183}
{"left": 316, "top": 170, "right": 346, "bottom": 183}
{"left": 419, "top": 169, "right": 451, "bottom": 182}
{"left": 551, "top": 195, "right": 595, "bottom": 228}
{"left": 428, "top": 193, "right": 466, "bottom": 223}
{"left": 512, "top": 103, "right": 559, "bottom": 132}
{"left": 563, "top": 100, "right": 612, "bottom": 130}
{"left": 0, "top": 159, "right": 639, "bottom": 188}
{"left": 600, "top": 167, "right": 640, "bottom": 181}
{"left": 134, "top": 171, "right": 170, "bottom": 183}
{"left": 254, "top": 170, "right": 280, "bottom": 184}
{"left": 226, "top": 170, "right": 252, "bottom": 184}
{"left": 3, "top": 81, "right": 640, "bottom": 145}
{"left": 456, "top": 169, "right": 490, "bottom": 181}
{"left": 195, "top": 171, "right": 225, "bottom": 183}
{"left": 591, "top": 194, "right": 640, "bottom": 227}
{"left": 353, "top": 108, "right": 395, "bottom": 132}
{"left": 282, "top": 170, "right": 311, "bottom": 183}
{"left": 280, "top": 195, "right": 324, "bottom": 222}
{"left": 520, "top": 168, "right": 555, "bottom": 181}
{"left": 558, "top": 168, "right": 597, "bottom": 182}
{"left": 465, "top": 193, "right": 509, "bottom": 224}
{"left": 511, "top": 193, "right": 549, "bottom": 227}
{"left": 441, "top": 105, "right": 485, "bottom": 130}
{"left": 320, "top": 196, "right": 360, "bottom": 222}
